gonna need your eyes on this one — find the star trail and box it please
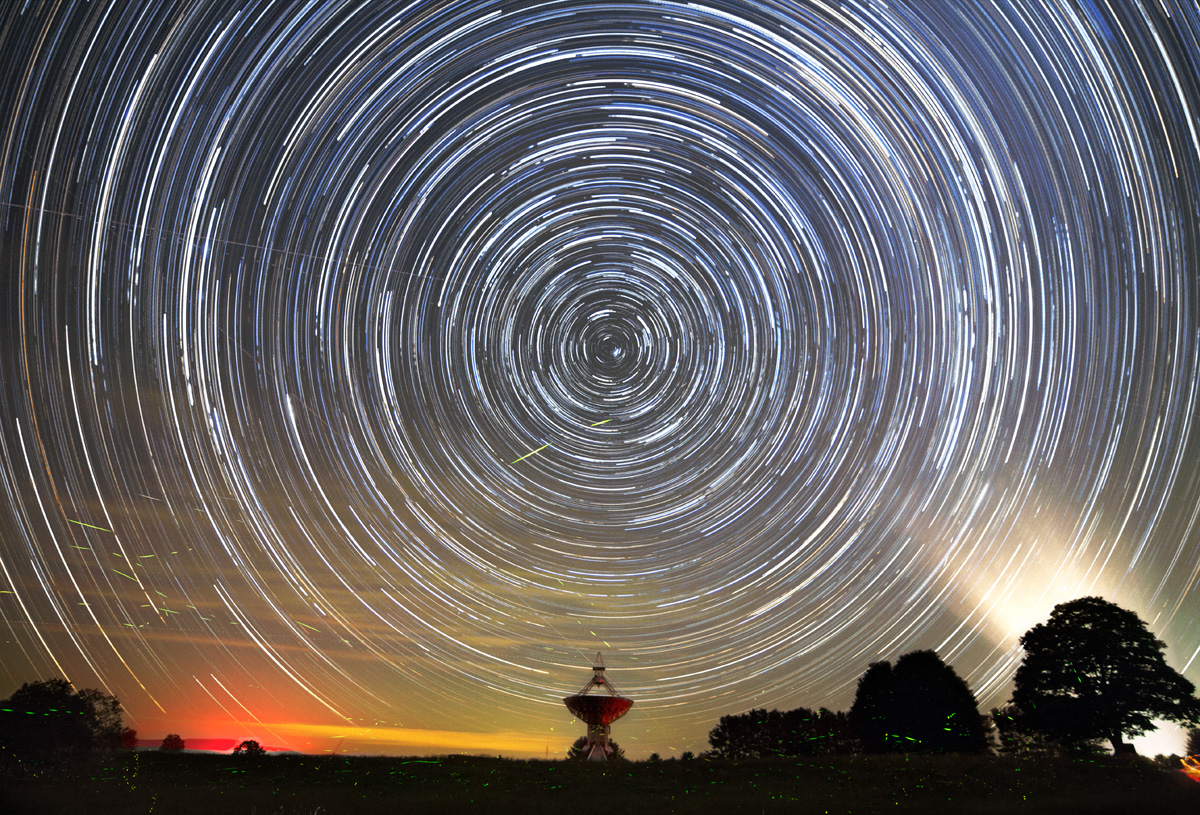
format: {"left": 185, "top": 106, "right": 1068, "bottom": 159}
{"left": 1, "top": 0, "right": 1199, "bottom": 758}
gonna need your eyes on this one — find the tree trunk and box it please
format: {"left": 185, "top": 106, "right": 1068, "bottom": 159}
{"left": 1110, "top": 734, "right": 1137, "bottom": 757}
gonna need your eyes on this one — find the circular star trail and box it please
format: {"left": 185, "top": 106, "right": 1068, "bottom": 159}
{"left": 1, "top": 0, "right": 1199, "bottom": 754}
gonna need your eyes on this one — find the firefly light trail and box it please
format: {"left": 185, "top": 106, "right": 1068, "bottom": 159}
{"left": 1, "top": 0, "right": 1199, "bottom": 758}
{"left": 66, "top": 519, "right": 114, "bottom": 533}
{"left": 512, "top": 419, "right": 611, "bottom": 464}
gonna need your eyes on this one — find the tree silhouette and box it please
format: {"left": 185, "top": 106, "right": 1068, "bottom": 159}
{"left": 991, "top": 704, "right": 1042, "bottom": 755}
{"left": 1186, "top": 728, "right": 1200, "bottom": 757}
{"left": 708, "top": 707, "right": 859, "bottom": 758}
{"left": 567, "top": 735, "right": 624, "bottom": 760}
{"left": 707, "top": 708, "right": 774, "bottom": 759}
{"left": 160, "top": 733, "right": 185, "bottom": 751}
{"left": 121, "top": 727, "right": 139, "bottom": 749}
{"left": 0, "top": 678, "right": 124, "bottom": 757}
{"left": 1012, "top": 597, "right": 1200, "bottom": 755}
{"left": 233, "top": 739, "right": 266, "bottom": 756}
{"left": 849, "top": 650, "right": 987, "bottom": 754}
{"left": 990, "top": 703, "right": 1100, "bottom": 755}
{"left": 566, "top": 736, "right": 587, "bottom": 760}
{"left": 849, "top": 661, "right": 896, "bottom": 753}
{"left": 76, "top": 687, "right": 124, "bottom": 750}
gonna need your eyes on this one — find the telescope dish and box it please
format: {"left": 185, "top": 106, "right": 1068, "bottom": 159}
{"left": 562, "top": 652, "right": 634, "bottom": 761}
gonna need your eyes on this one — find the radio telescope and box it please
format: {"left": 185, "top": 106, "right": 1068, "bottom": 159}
{"left": 563, "top": 652, "right": 634, "bottom": 761}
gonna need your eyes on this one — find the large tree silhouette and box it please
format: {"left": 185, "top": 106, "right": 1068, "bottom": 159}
{"left": 1012, "top": 597, "right": 1200, "bottom": 755}
{"left": 0, "top": 678, "right": 124, "bottom": 757}
{"left": 849, "top": 650, "right": 987, "bottom": 753}
{"left": 76, "top": 687, "right": 124, "bottom": 750}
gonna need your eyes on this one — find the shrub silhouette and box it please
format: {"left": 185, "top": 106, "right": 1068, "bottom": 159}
{"left": 160, "top": 733, "right": 185, "bottom": 751}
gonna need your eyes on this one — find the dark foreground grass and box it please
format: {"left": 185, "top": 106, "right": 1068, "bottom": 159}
{"left": 2, "top": 751, "right": 1197, "bottom": 814}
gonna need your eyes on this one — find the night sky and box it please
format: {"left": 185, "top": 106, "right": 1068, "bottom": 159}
{"left": 2, "top": 0, "right": 1199, "bottom": 759}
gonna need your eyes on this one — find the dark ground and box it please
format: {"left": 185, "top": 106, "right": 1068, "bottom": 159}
{"left": 2, "top": 751, "right": 1197, "bottom": 814}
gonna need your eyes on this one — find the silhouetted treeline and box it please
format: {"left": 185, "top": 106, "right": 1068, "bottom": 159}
{"left": 707, "top": 597, "right": 1200, "bottom": 762}
{"left": 708, "top": 707, "right": 859, "bottom": 758}
{"left": 707, "top": 650, "right": 985, "bottom": 758}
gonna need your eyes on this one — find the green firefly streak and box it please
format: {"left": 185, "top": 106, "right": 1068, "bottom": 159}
{"left": 511, "top": 419, "right": 610, "bottom": 464}
{"left": 511, "top": 443, "right": 551, "bottom": 464}
{"left": 67, "top": 519, "right": 113, "bottom": 533}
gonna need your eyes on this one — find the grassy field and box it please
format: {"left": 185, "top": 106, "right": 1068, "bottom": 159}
{"left": 2, "top": 751, "right": 1197, "bottom": 814}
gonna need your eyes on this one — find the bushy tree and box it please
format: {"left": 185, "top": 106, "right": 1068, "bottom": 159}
{"left": 1187, "top": 728, "right": 1200, "bottom": 757}
{"left": 0, "top": 678, "right": 124, "bottom": 757}
{"left": 809, "top": 708, "right": 860, "bottom": 754}
{"left": 232, "top": 739, "right": 266, "bottom": 756}
{"left": 849, "top": 662, "right": 896, "bottom": 753}
{"left": 76, "top": 687, "right": 124, "bottom": 750}
{"left": 121, "top": 727, "right": 139, "bottom": 749}
{"left": 707, "top": 708, "right": 774, "bottom": 759}
{"left": 708, "top": 707, "right": 859, "bottom": 758}
{"left": 160, "top": 733, "right": 185, "bottom": 751}
{"left": 990, "top": 704, "right": 1101, "bottom": 755}
{"left": 1012, "top": 597, "right": 1200, "bottom": 755}
{"left": 849, "top": 650, "right": 987, "bottom": 754}
{"left": 991, "top": 704, "right": 1041, "bottom": 755}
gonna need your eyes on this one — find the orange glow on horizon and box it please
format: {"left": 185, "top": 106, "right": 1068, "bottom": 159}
{"left": 135, "top": 718, "right": 560, "bottom": 757}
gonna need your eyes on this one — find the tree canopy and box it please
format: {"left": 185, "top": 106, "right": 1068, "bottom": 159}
{"left": 849, "top": 650, "right": 987, "bottom": 754}
{"left": 707, "top": 707, "right": 858, "bottom": 758}
{"left": 1012, "top": 596, "right": 1200, "bottom": 754}
{"left": 160, "top": 733, "right": 185, "bottom": 751}
{"left": 233, "top": 739, "right": 267, "bottom": 756}
{"left": 0, "top": 678, "right": 124, "bottom": 757}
